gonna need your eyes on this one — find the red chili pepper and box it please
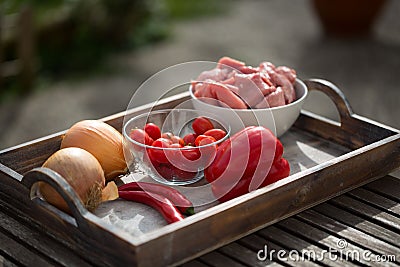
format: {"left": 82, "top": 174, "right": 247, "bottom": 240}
{"left": 118, "top": 191, "right": 184, "bottom": 224}
{"left": 118, "top": 182, "right": 195, "bottom": 215}
{"left": 205, "top": 126, "right": 290, "bottom": 202}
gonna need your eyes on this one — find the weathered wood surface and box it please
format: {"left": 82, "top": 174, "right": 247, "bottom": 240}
{"left": 0, "top": 80, "right": 399, "bottom": 266}
{"left": 5, "top": 175, "right": 396, "bottom": 266}
{"left": 0, "top": 203, "right": 92, "bottom": 267}
{"left": 185, "top": 175, "right": 400, "bottom": 266}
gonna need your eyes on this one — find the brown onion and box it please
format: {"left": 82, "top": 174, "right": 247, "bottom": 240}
{"left": 61, "top": 120, "right": 127, "bottom": 181}
{"left": 40, "top": 147, "right": 105, "bottom": 213}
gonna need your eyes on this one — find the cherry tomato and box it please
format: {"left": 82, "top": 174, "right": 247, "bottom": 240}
{"left": 170, "top": 135, "right": 185, "bottom": 146}
{"left": 183, "top": 133, "right": 197, "bottom": 146}
{"left": 192, "top": 117, "right": 214, "bottom": 135}
{"left": 182, "top": 147, "right": 201, "bottom": 161}
{"left": 144, "top": 123, "right": 161, "bottom": 140}
{"left": 153, "top": 163, "right": 176, "bottom": 181}
{"left": 169, "top": 143, "right": 183, "bottom": 149}
{"left": 163, "top": 143, "right": 183, "bottom": 164}
{"left": 195, "top": 135, "right": 216, "bottom": 147}
{"left": 154, "top": 163, "right": 197, "bottom": 181}
{"left": 129, "top": 129, "right": 153, "bottom": 145}
{"left": 170, "top": 166, "right": 198, "bottom": 181}
{"left": 204, "top": 129, "right": 227, "bottom": 142}
{"left": 148, "top": 138, "right": 172, "bottom": 164}
{"left": 161, "top": 132, "right": 174, "bottom": 140}
{"left": 197, "top": 137, "right": 217, "bottom": 168}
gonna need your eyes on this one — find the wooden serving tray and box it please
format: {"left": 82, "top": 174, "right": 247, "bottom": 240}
{"left": 0, "top": 79, "right": 399, "bottom": 266}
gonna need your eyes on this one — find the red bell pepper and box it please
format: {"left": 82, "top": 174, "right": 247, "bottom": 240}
{"left": 204, "top": 126, "right": 290, "bottom": 202}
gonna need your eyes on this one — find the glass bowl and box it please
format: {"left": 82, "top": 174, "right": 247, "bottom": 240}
{"left": 123, "top": 109, "right": 231, "bottom": 185}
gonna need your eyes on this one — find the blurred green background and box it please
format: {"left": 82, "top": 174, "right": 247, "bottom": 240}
{"left": 1, "top": 0, "right": 226, "bottom": 100}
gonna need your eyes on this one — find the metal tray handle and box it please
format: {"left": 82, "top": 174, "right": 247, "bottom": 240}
{"left": 21, "top": 167, "right": 90, "bottom": 231}
{"left": 302, "top": 79, "right": 396, "bottom": 148}
{"left": 304, "top": 79, "right": 354, "bottom": 124}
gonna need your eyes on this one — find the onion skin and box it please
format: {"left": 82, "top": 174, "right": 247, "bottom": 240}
{"left": 40, "top": 147, "right": 105, "bottom": 213}
{"left": 61, "top": 120, "right": 127, "bottom": 181}
{"left": 102, "top": 181, "right": 119, "bottom": 202}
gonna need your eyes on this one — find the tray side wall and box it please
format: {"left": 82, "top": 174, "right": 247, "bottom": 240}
{"left": 136, "top": 133, "right": 400, "bottom": 267}
{"left": 295, "top": 110, "right": 396, "bottom": 149}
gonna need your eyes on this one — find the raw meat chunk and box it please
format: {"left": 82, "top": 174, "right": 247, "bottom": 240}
{"left": 238, "top": 65, "right": 259, "bottom": 74}
{"left": 234, "top": 73, "right": 275, "bottom": 107}
{"left": 217, "top": 57, "right": 245, "bottom": 70}
{"left": 209, "top": 82, "right": 247, "bottom": 109}
{"left": 259, "top": 62, "right": 276, "bottom": 74}
{"left": 197, "top": 68, "right": 230, "bottom": 82}
{"left": 255, "top": 87, "right": 285, "bottom": 108}
{"left": 276, "top": 66, "right": 296, "bottom": 84}
{"left": 193, "top": 56, "right": 298, "bottom": 109}
{"left": 269, "top": 72, "right": 296, "bottom": 104}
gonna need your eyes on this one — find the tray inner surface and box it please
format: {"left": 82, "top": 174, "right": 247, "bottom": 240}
{"left": 94, "top": 127, "right": 351, "bottom": 238}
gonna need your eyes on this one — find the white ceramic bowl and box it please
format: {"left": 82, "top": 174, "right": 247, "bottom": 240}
{"left": 189, "top": 79, "right": 308, "bottom": 137}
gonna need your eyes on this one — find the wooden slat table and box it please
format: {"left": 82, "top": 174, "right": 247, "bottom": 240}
{"left": 1, "top": 175, "right": 398, "bottom": 266}
{"left": 182, "top": 175, "right": 400, "bottom": 267}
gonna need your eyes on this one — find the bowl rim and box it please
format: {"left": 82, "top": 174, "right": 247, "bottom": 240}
{"left": 189, "top": 78, "right": 308, "bottom": 112}
{"left": 123, "top": 108, "right": 231, "bottom": 150}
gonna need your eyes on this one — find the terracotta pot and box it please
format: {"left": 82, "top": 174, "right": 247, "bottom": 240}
{"left": 312, "top": 0, "right": 387, "bottom": 37}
